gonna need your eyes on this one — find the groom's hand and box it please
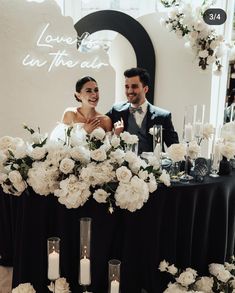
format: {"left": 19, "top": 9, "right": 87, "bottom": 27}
{"left": 84, "top": 118, "right": 101, "bottom": 133}
{"left": 114, "top": 118, "right": 124, "bottom": 135}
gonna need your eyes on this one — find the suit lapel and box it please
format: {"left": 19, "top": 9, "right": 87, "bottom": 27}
{"left": 120, "top": 103, "right": 130, "bottom": 131}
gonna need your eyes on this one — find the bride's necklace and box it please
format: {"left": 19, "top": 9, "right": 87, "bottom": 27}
{"left": 77, "top": 108, "right": 96, "bottom": 121}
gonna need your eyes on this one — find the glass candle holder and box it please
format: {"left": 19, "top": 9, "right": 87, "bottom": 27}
{"left": 152, "top": 124, "right": 162, "bottom": 164}
{"left": 79, "top": 217, "right": 92, "bottom": 288}
{"left": 108, "top": 259, "right": 121, "bottom": 293}
{"left": 47, "top": 237, "right": 60, "bottom": 281}
{"left": 209, "top": 141, "right": 221, "bottom": 177}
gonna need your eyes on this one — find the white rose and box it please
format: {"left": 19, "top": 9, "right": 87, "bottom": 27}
{"left": 8, "top": 170, "right": 23, "bottom": 185}
{"left": 54, "top": 277, "right": 70, "bottom": 293}
{"left": 59, "top": 158, "right": 75, "bottom": 174}
{"left": 189, "top": 31, "right": 199, "bottom": 40}
{"left": 124, "top": 151, "right": 138, "bottom": 164}
{"left": 90, "top": 127, "right": 106, "bottom": 140}
{"left": 168, "top": 264, "right": 178, "bottom": 275}
{"left": 110, "top": 135, "right": 121, "bottom": 148}
{"left": 159, "top": 260, "right": 169, "bottom": 272}
{"left": 30, "top": 146, "right": 47, "bottom": 160}
{"left": 90, "top": 148, "right": 107, "bottom": 162}
{"left": 210, "top": 40, "right": 219, "bottom": 50}
{"left": 220, "top": 142, "right": 235, "bottom": 160}
{"left": 93, "top": 189, "right": 109, "bottom": 203}
{"left": 12, "top": 283, "right": 36, "bottom": 293}
{"left": 202, "top": 123, "right": 214, "bottom": 139}
{"left": 199, "top": 50, "right": 209, "bottom": 58}
{"left": 70, "top": 146, "right": 90, "bottom": 163}
{"left": 116, "top": 166, "right": 132, "bottom": 183}
{"left": 167, "top": 143, "right": 186, "bottom": 162}
{"left": 195, "top": 276, "right": 214, "bottom": 293}
{"left": 176, "top": 270, "right": 196, "bottom": 287}
{"left": 109, "top": 149, "right": 125, "bottom": 164}
{"left": 188, "top": 141, "right": 200, "bottom": 159}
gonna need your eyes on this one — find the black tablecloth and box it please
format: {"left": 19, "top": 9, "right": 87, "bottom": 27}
{"left": 1, "top": 172, "right": 235, "bottom": 293}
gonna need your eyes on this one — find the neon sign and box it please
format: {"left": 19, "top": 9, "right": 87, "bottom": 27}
{"left": 22, "top": 23, "right": 108, "bottom": 72}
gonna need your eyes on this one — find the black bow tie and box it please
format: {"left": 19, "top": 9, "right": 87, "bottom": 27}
{"left": 129, "top": 106, "right": 143, "bottom": 114}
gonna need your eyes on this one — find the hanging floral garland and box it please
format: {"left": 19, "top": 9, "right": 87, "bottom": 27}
{"left": 160, "top": 0, "right": 226, "bottom": 74}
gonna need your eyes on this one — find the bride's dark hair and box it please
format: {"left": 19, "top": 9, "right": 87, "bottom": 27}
{"left": 74, "top": 76, "right": 97, "bottom": 102}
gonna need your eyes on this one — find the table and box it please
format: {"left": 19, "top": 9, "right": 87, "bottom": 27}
{"left": 1, "top": 172, "right": 235, "bottom": 293}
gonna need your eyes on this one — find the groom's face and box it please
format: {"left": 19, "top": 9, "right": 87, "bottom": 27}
{"left": 125, "top": 75, "right": 148, "bottom": 106}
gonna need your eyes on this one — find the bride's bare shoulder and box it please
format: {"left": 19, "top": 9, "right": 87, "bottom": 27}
{"left": 96, "top": 114, "right": 112, "bottom": 131}
{"left": 62, "top": 107, "right": 77, "bottom": 124}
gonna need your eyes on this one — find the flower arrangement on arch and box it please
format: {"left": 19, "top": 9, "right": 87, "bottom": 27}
{"left": 159, "top": 257, "right": 235, "bottom": 292}
{"left": 0, "top": 125, "right": 171, "bottom": 213}
{"left": 160, "top": 0, "right": 226, "bottom": 74}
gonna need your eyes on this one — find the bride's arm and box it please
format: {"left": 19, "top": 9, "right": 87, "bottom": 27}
{"left": 62, "top": 110, "right": 76, "bottom": 125}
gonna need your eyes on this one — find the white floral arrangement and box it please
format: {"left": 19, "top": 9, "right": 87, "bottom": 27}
{"left": 159, "top": 257, "right": 235, "bottom": 292}
{"left": 0, "top": 125, "right": 171, "bottom": 213}
{"left": 48, "top": 277, "right": 70, "bottom": 293}
{"left": 12, "top": 283, "right": 36, "bottom": 293}
{"left": 160, "top": 0, "right": 225, "bottom": 74}
{"left": 12, "top": 278, "right": 70, "bottom": 293}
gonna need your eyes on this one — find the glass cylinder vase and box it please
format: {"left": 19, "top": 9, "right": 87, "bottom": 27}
{"left": 108, "top": 259, "right": 121, "bottom": 293}
{"left": 47, "top": 237, "right": 60, "bottom": 281}
{"left": 79, "top": 217, "right": 92, "bottom": 287}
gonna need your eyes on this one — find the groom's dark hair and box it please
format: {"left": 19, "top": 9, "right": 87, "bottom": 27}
{"left": 124, "top": 67, "right": 150, "bottom": 87}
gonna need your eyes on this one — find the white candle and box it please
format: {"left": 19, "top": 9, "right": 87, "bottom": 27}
{"left": 201, "top": 104, "right": 205, "bottom": 124}
{"left": 80, "top": 256, "right": 90, "bottom": 285}
{"left": 110, "top": 280, "right": 120, "bottom": 293}
{"left": 184, "top": 123, "right": 193, "bottom": 142}
{"left": 48, "top": 250, "right": 60, "bottom": 280}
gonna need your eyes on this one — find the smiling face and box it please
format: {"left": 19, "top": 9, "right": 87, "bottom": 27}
{"left": 125, "top": 75, "right": 148, "bottom": 106}
{"left": 75, "top": 81, "right": 99, "bottom": 108}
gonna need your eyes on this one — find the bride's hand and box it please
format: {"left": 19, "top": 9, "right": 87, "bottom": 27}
{"left": 114, "top": 118, "right": 124, "bottom": 135}
{"left": 84, "top": 118, "right": 101, "bottom": 133}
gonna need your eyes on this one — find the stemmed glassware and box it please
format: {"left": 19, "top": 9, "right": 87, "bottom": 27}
{"left": 193, "top": 104, "right": 205, "bottom": 145}
{"left": 209, "top": 140, "right": 221, "bottom": 177}
{"left": 47, "top": 237, "right": 60, "bottom": 293}
{"left": 152, "top": 124, "right": 162, "bottom": 167}
{"left": 180, "top": 105, "right": 194, "bottom": 182}
{"left": 79, "top": 217, "right": 92, "bottom": 293}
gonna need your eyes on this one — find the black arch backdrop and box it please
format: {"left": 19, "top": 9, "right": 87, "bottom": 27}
{"left": 74, "top": 10, "right": 156, "bottom": 104}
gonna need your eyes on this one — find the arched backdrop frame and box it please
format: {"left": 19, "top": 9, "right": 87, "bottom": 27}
{"left": 74, "top": 10, "right": 156, "bottom": 104}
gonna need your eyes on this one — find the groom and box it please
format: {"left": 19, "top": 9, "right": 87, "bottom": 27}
{"left": 107, "top": 67, "right": 179, "bottom": 154}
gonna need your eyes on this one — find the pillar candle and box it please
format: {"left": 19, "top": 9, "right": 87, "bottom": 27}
{"left": 80, "top": 256, "right": 90, "bottom": 285}
{"left": 110, "top": 280, "right": 120, "bottom": 293}
{"left": 184, "top": 123, "right": 193, "bottom": 142}
{"left": 48, "top": 251, "right": 60, "bottom": 280}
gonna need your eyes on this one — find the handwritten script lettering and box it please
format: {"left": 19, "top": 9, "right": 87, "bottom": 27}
{"left": 22, "top": 23, "right": 108, "bottom": 72}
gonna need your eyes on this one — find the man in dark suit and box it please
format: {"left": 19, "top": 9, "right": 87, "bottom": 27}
{"left": 107, "top": 67, "right": 179, "bottom": 154}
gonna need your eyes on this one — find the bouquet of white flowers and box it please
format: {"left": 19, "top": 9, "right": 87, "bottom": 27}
{"left": 0, "top": 125, "right": 170, "bottom": 213}
{"left": 159, "top": 256, "right": 235, "bottom": 293}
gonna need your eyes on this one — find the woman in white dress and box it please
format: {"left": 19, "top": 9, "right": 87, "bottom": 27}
{"left": 50, "top": 76, "right": 113, "bottom": 141}
{"left": 63, "top": 76, "right": 112, "bottom": 132}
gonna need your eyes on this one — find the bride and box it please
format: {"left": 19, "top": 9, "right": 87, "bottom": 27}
{"left": 50, "top": 76, "right": 113, "bottom": 142}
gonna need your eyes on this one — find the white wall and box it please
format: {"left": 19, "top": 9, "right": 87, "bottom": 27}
{"left": 0, "top": 0, "right": 115, "bottom": 139}
{"left": 109, "top": 11, "right": 212, "bottom": 140}
{"left": 0, "top": 0, "right": 231, "bottom": 151}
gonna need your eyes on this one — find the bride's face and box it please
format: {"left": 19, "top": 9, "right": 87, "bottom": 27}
{"left": 77, "top": 81, "right": 99, "bottom": 108}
